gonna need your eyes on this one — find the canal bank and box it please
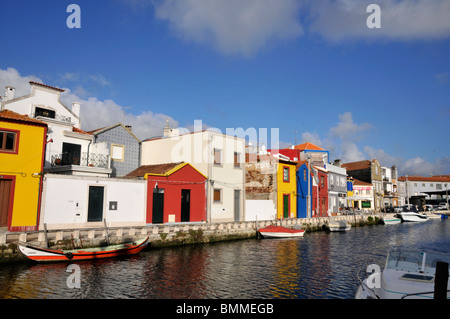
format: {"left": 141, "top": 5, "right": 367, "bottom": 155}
{"left": 0, "top": 213, "right": 388, "bottom": 263}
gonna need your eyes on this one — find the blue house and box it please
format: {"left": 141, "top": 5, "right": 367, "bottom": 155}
{"left": 296, "top": 161, "right": 313, "bottom": 218}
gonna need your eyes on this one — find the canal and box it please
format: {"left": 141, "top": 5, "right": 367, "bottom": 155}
{"left": 0, "top": 219, "right": 449, "bottom": 299}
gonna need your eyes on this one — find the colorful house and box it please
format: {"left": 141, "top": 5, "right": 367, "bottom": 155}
{"left": 277, "top": 159, "right": 297, "bottom": 219}
{"left": 296, "top": 161, "right": 329, "bottom": 218}
{"left": 296, "top": 161, "right": 313, "bottom": 219}
{"left": 126, "top": 162, "right": 207, "bottom": 224}
{"left": 0, "top": 110, "right": 47, "bottom": 231}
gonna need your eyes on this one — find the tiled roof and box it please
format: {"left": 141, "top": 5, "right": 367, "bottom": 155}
{"left": 342, "top": 160, "right": 372, "bottom": 171}
{"left": 72, "top": 127, "right": 92, "bottom": 135}
{"left": 353, "top": 179, "right": 372, "bottom": 186}
{"left": 291, "top": 142, "right": 325, "bottom": 151}
{"left": 0, "top": 109, "right": 47, "bottom": 126}
{"left": 125, "top": 162, "right": 184, "bottom": 178}
{"left": 398, "top": 175, "right": 450, "bottom": 182}
{"left": 29, "top": 81, "right": 65, "bottom": 92}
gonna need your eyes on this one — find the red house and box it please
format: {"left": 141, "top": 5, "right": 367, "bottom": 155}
{"left": 127, "top": 162, "right": 207, "bottom": 224}
{"left": 313, "top": 166, "right": 329, "bottom": 217}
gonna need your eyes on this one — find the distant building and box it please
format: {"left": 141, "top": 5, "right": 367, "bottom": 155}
{"left": 324, "top": 160, "right": 347, "bottom": 214}
{"left": 342, "top": 159, "right": 383, "bottom": 211}
{"left": 398, "top": 175, "right": 450, "bottom": 207}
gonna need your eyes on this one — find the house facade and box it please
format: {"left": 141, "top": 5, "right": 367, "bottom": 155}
{"left": 127, "top": 162, "right": 207, "bottom": 224}
{"left": 40, "top": 174, "right": 146, "bottom": 230}
{"left": 351, "top": 179, "right": 374, "bottom": 211}
{"left": 141, "top": 126, "right": 246, "bottom": 223}
{"left": 277, "top": 159, "right": 297, "bottom": 219}
{"left": 342, "top": 159, "right": 383, "bottom": 211}
{"left": 324, "top": 161, "right": 347, "bottom": 214}
{"left": 0, "top": 110, "right": 47, "bottom": 231}
{"left": 296, "top": 161, "right": 315, "bottom": 218}
{"left": 398, "top": 175, "right": 450, "bottom": 207}
{"left": 1, "top": 82, "right": 112, "bottom": 177}
{"left": 90, "top": 123, "right": 141, "bottom": 177}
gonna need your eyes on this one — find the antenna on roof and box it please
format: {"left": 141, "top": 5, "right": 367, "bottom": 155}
{"left": 121, "top": 106, "right": 132, "bottom": 124}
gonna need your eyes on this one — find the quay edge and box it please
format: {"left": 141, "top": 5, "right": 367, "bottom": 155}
{"left": 0, "top": 214, "right": 391, "bottom": 263}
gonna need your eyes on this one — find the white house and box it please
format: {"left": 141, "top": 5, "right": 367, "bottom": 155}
{"left": 1, "top": 82, "right": 111, "bottom": 177}
{"left": 141, "top": 123, "right": 246, "bottom": 223}
{"left": 40, "top": 174, "right": 146, "bottom": 230}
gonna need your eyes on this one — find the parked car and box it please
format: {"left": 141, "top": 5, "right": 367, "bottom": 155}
{"left": 437, "top": 202, "right": 448, "bottom": 210}
{"left": 423, "top": 204, "right": 434, "bottom": 211}
{"left": 393, "top": 206, "right": 403, "bottom": 213}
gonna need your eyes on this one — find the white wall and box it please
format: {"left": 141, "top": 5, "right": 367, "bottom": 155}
{"left": 141, "top": 130, "right": 246, "bottom": 223}
{"left": 41, "top": 174, "right": 146, "bottom": 230}
{"left": 245, "top": 200, "right": 277, "bottom": 221}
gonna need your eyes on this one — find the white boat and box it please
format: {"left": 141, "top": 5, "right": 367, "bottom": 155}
{"left": 326, "top": 220, "right": 351, "bottom": 232}
{"left": 381, "top": 217, "right": 401, "bottom": 225}
{"left": 355, "top": 250, "right": 450, "bottom": 299}
{"left": 258, "top": 225, "right": 305, "bottom": 238}
{"left": 397, "top": 212, "right": 429, "bottom": 222}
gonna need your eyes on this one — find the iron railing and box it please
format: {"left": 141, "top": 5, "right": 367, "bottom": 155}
{"left": 51, "top": 152, "right": 109, "bottom": 168}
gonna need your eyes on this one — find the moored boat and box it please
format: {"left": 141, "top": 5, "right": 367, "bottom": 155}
{"left": 396, "top": 211, "right": 429, "bottom": 222}
{"left": 355, "top": 250, "right": 450, "bottom": 299}
{"left": 381, "top": 217, "right": 401, "bottom": 225}
{"left": 258, "top": 225, "right": 305, "bottom": 238}
{"left": 326, "top": 220, "right": 351, "bottom": 232}
{"left": 19, "top": 236, "right": 150, "bottom": 262}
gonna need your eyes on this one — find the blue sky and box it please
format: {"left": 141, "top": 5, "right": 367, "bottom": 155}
{"left": 1, "top": 0, "right": 449, "bottom": 176}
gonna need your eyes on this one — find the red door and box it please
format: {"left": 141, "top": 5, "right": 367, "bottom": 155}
{"left": 0, "top": 179, "right": 13, "bottom": 227}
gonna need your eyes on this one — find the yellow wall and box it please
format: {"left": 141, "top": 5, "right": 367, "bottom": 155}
{"left": 0, "top": 121, "right": 46, "bottom": 231}
{"left": 277, "top": 163, "right": 297, "bottom": 219}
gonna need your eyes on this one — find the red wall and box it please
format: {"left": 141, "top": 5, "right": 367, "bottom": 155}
{"left": 146, "top": 165, "right": 207, "bottom": 224}
{"left": 312, "top": 170, "right": 328, "bottom": 217}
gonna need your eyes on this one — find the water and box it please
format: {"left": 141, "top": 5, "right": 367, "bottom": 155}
{"left": 1, "top": 219, "right": 449, "bottom": 299}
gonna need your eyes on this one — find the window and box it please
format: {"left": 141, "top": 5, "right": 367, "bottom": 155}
{"left": 234, "top": 152, "right": 241, "bottom": 168}
{"left": 111, "top": 144, "right": 124, "bottom": 161}
{"left": 283, "top": 167, "right": 290, "bottom": 182}
{"left": 0, "top": 129, "right": 19, "bottom": 154}
{"left": 303, "top": 169, "right": 307, "bottom": 181}
{"left": 214, "top": 148, "right": 222, "bottom": 165}
{"left": 320, "top": 176, "right": 324, "bottom": 188}
{"left": 213, "top": 189, "right": 222, "bottom": 203}
{"left": 35, "top": 107, "right": 55, "bottom": 119}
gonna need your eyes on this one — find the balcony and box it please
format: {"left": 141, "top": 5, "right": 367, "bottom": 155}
{"left": 48, "top": 152, "right": 112, "bottom": 177}
{"left": 51, "top": 152, "right": 109, "bottom": 168}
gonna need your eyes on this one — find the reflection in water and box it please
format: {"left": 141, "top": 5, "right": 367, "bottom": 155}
{"left": 0, "top": 220, "right": 449, "bottom": 299}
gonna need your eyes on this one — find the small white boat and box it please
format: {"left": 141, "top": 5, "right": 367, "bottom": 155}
{"left": 356, "top": 250, "right": 450, "bottom": 299}
{"left": 326, "top": 220, "right": 351, "bottom": 232}
{"left": 258, "top": 225, "right": 305, "bottom": 238}
{"left": 397, "top": 212, "right": 429, "bottom": 222}
{"left": 381, "top": 217, "right": 401, "bottom": 225}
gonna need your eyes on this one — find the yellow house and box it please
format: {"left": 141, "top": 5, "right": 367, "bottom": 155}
{"left": 277, "top": 159, "right": 297, "bottom": 219}
{"left": 0, "top": 110, "right": 47, "bottom": 231}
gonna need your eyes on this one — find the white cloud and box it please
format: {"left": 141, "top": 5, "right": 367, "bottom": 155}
{"left": 153, "top": 0, "right": 304, "bottom": 56}
{"left": 299, "top": 112, "right": 449, "bottom": 176}
{"left": 0, "top": 67, "right": 177, "bottom": 140}
{"left": 308, "top": 0, "right": 450, "bottom": 42}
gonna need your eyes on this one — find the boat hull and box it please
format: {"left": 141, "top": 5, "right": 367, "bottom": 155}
{"left": 19, "top": 236, "right": 150, "bottom": 262}
{"left": 397, "top": 212, "right": 429, "bottom": 222}
{"left": 382, "top": 218, "right": 401, "bottom": 225}
{"left": 258, "top": 225, "right": 305, "bottom": 238}
{"left": 327, "top": 221, "right": 351, "bottom": 232}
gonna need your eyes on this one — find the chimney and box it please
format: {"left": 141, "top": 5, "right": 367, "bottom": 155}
{"left": 125, "top": 125, "right": 132, "bottom": 132}
{"left": 334, "top": 159, "right": 342, "bottom": 167}
{"left": 163, "top": 120, "right": 170, "bottom": 137}
{"left": 4, "top": 86, "right": 15, "bottom": 101}
{"left": 72, "top": 102, "right": 80, "bottom": 118}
